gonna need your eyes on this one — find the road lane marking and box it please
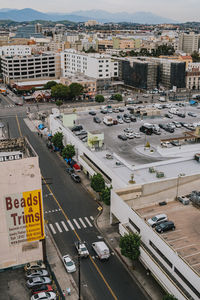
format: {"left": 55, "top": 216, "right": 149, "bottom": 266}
{"left": 90, "top": 216, "right": 94, "bottom": 220}
{"left": 55, "top": 222, "right": 63, "bottom": 233}
{"left": 61, "top": 221, "right": 69, "bottom": 231}
{"left": 79, "top": 218, "right": 86, "bottom": 228}
{"left": 73, "top": 219, "right": 81, "bottom": 229}
{"left": 16, "top": 115, "right": 22, "bottom": 137}
{"left": 49, "top": 224, "right": 56, "bottom": 234}
{"left": 85, "top": 217, "right": 93, "bottom": 227}
{"left": 67, "top": 220, "right": 75, "bottom": 230}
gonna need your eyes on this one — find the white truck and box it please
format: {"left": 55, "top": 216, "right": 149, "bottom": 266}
{"left": 103, "top": 115, "right": 113, "bottom": 126}
{"left": 92, "top": 241, "right": 110, "bottom": 260}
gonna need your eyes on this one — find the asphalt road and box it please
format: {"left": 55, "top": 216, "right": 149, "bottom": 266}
{"left": 6, "top": 114, "right": 148, "bottom": 300}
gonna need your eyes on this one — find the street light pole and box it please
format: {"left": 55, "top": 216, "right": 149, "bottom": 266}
{"left": 78, "top": 241, "right": 81, "bottom": 300}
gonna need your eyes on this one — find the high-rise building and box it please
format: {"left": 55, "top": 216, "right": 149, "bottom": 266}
{"left": 178, "top": 33, "right": 200, "bottom": 54}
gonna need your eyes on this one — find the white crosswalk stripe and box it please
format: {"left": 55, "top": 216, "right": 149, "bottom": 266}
{"left": 48, "top": 216, "right": 94, "bottom": 234}
{"left": 61, "top": 221, "right": 69, "bottom": 231}
{"left": 67, "top": 220, "right": 75, "bottom": 230}
{"left": 84, "top": 217, "right": 93, "bottom": 227}
{"left": 49, "top": 224, "right": 56, "bottom": 234}
{"left": 73, "top": 219, "right": 81, "bottom": 229}
{"left": 55, "top": 222, "right": 63, "bottom": 232}
{"left": 79, "top": 218, "right": 87, "bottom": 228}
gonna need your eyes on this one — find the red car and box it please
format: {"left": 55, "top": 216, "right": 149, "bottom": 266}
{"left": 31, "top": 284, "right": 53, "bottom": 295}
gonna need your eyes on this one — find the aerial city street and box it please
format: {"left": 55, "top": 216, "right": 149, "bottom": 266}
{"left": 0, "top": 1, "right": 200, "bottom": 300}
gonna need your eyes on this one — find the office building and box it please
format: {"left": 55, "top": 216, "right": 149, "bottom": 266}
{"left": 178, "top": 33, "right": 200, "bottom": 54}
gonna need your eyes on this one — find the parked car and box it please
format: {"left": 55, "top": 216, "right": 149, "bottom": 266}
{"left": 125, "top": 132, "right": 134, "bottom": 139}
{"left": 71, "top": 125, "right": 83, "bottom": 132}
{"left": 123, "top": 117, "right": 131, "bottom": 123}
{"left": 188, "top": 112, "right": 197, "bottom": 117}
{"left": 170, "top": 140, "right": 181, "bottom": 147}
{"left": 177, "top": 113, "right": 185, "bottom": 118}
{"left": 75, "top": 130, "right": 87, "bottom": 136}
{"left": 24, "top": 261, "right": 46, "bottom": 271}
{"left": 147, "top": 214, "right": 168, "bottom": 227}
{"left": 118, "top": 134, "right": 127, "bottom": 141}
{"left": 62, "top": 255, "right": 76, "bottom": 273}
{"left": 134, "top": 132, "right": 141, "bottom": 138}
{"left": 155, "top": 221, "right": 175, "bottom": 233}
{"left": 161, "top": 141, "right": 172, "bottom": 148}
{"left": 172, "top": 121, "right": 181, "bottom": 128}
{"left": 66, "top": 167, "right": 74, "bottom": 174}
{"left": 71, "top": 173, "right": 81, "bottom": 183}
{"left": 31, "top": 285, "right": 53, "bottom": 295}
{"left": 119, "top": 107, "right": 124, "bottom": 112}
{"left": 118, "top": 118, "right": 124, "bottom": 124}
{"left": 26, "top": 269, "right": 49, "bottom": 279}
{"left": 74, "top": 241, "right": 89, "bottom": 258}
{"left": 89, "top": 111, "right": 96, "bottom": 116}
{"left": 164, "top": 113, "right": 173, "bottom": 119}
{"left": 93, "top": 116, "right": 101, "bottom": 123}
{"left": 113, "top": 108, "right": 119, "bottom": 113}
{"left": 31, "top": 292, "right": 56, "bottom": 300}
{"left": 124, "top": 128, "right": 133, "bottom": 133}
{"left": 130, "top": 116, "right": 137, "bottom": 122}
{"left": 100, "top": 109, "right": 107, "bottom": 114}
{"left": 27, "top": 277, "right": 52, "bottom": 288}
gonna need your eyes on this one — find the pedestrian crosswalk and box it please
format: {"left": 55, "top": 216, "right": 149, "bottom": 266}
{"left": 48, "top": 216, "right": 94, "bottom": 234}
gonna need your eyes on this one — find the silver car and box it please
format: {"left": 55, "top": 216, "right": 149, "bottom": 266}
{"left": 26, "top": 276, "right": 52, "bottom": 288}
{"left": 26, "top": 269, "right": 49, "bottom": 278}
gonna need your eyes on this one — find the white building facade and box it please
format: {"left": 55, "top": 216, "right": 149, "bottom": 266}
{"left": 0, "top": 45, "right": 31, "bottom": 56}
{"left": 60, "top": 49, "right": 119, "bottom": 79}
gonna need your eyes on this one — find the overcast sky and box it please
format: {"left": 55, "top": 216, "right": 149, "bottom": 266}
{"left": 0, "top": 0, "right": 199, "bottom": 22}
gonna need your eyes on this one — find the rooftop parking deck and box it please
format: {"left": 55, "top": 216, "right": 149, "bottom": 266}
{"left": 137, "top": 200, "right": 200, "bottom": 275}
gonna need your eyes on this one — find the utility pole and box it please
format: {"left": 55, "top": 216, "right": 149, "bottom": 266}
{"left": 78, "top": 241, "right": 81, "bottom": 300}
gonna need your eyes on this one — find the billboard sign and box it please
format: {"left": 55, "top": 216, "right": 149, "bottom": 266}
{"left": 4, "top": 189, "right": 45, "bottom": 246}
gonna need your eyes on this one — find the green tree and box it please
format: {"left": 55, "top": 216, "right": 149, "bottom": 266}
{"left": 95, "top": 94, "right": 105, "bottom": 103}
{"left": 62, "top": 144, "right": 75, "bottom": 159}
{"left": 51, "top": 84, "right": 70, "bottom": 101}
{"left": 55, "top": 100, "right": 63, "bottom": 108}
{"left": 44, "top": 81, "right": 57, "bottom": 90}
{"left": 113, "top": 93, "right": 123, "bottom": 101}
{"left": 52, "top": 132, "right": 63, "bottom": 150}
{"left": 119, "top": 233, "right": 141, "bottom": 261}
{"left": 91, "top": 173, "right": 105, "bottom": 193}
{"left": 69, "top": 83, "right": 84, "bottom": 100}
{"left": 191, "top": 51, "right": 200, "bottom": 62}
{"left": 85, "top": 46, "right": 97, "bottom": 53}
{"left": 163, "top": 294, "right": 178, "bottom": 300}
{"left": 100, "top": 187, "right": 111, "bottom": 205}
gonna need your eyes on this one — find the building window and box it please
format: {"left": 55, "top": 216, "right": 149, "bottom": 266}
{"left": 149, "top": 241, "right": 172, "bottom": 268}
{"left": 129, "top": 219, "right": 140, "bottom": 233}
{"left": 174, "top": 267, "right": 200, "bottom": 298}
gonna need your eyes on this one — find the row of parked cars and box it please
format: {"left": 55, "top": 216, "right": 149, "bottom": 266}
{"left": 147, "top": 214, "right": 175, "bottom": 233}
{"left": 24, "top": 261, "right": 56, "bottom": 300}
{"left": 118, "top": 127, "right": 141, "bottom": 140}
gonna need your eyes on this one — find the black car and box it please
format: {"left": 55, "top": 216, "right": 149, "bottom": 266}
{"left": 155, "top": 221, "right": 175, "bottom": 233}
{"left": 71, "top": 173, "right": 81, "bottom": 183}
{"left": 164, "top": 113, "right": 173, "bottom": 119}
{"left": 130, "top": 116, "right": 137, "bottom": 122}
{"left": 72, "top": 125, "right": 83, "bottom": 132}
{"left": 118, "top": 134, "right": 127, "bottom": 141}
{"left": 66, "top": 167, "right": 74, "bottom": 174}
{"left": 89, "top": 111, "right": 96, "bottom": 116}
{"left": 93, "top": 116, "right": 101, "bottom": 123}
{"left": 177, "top": 113, "right": 185, "bottom": 118}
{"left": 164, "top": 126, "right": 174, "bottom": 133}
{"left": 170, "top": 140, "right": 180, "bottom": 147}
{"left": 119, "top": 107, "right": 124, "bottom": 112}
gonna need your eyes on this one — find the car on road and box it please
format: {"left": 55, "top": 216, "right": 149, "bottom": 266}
{"left": 24, "top": 261, "right": 46, "bottom": 271}
{"left": 147, "top": 214, "right": 168, "bottom": 227}
{"left": 75, "top": 241, "right": 89, "bottom": 258}
{"left": 62, "top": 255, "right": 76, "bottom": 273}
{"left": 26, "top": 269, "right": 49, "bottom": 279}
{"left": 118, "top": 134, "right": 127, "bottom": 141}
{"left": 27, "top": 277, "right": 52, "bottom": 288}
{"left": 188, "top": 112, "right": 197, "bottom": 117}
{"left": 71, "top": 173, "right": 81, "bottom": 183}
{"left": 89, "top": 111, "right": 96, "bottom": 115}
{"left": 155, "top": 221, "right": 175, "bottom": 233}
{"left": 31, "top": 285, "right": 54, "bottom": 295}
{"left": 31, "top": 292, "right": 57, "bottom": 300}
{"left": 93, "top": 116, "right": 101, "bottom": 123}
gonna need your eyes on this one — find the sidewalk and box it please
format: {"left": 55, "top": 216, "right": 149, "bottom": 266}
{"left": 46, "top": 226, "right": 78, "bottom": 300}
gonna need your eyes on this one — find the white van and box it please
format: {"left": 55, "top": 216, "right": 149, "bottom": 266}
{"left": 92, "top": 241, "right": 110, "bottom": 260}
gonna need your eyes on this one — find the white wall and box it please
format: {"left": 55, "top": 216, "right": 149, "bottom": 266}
{"left": 112, "top": 191, "right": 200, "bottom": 300}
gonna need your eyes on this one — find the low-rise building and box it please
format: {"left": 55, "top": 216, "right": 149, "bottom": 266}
{"left": 0, "top": 45, "right": 31, "bottom": 57}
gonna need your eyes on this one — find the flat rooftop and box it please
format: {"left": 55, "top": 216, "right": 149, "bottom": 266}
{"left": 137, "top": 200, "right": 200, "bottom": 275}
{"left": 0, "top": 137, "right": 37, "bottom": 159}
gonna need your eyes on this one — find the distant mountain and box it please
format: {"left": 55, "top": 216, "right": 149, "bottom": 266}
{"left": 0, "top": 8, "right": 177, "bottom": 24}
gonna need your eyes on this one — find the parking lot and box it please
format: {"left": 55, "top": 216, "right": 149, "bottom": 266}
{"left": 137, "top": 200, "right": 200, "bottom": 274}
{"left": 76, "top": 101, "right": 200, "bottom": 165}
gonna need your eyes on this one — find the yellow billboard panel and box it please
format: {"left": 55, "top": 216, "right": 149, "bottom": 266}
{"left": 4, "top": 189, "right": 45, "bottom": 246}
